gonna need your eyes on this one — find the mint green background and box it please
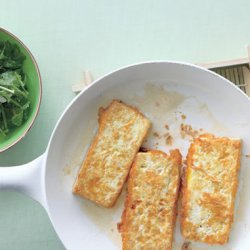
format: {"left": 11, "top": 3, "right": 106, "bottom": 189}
{"left": 0, "top": 0, "right": 250, "bottom": 249}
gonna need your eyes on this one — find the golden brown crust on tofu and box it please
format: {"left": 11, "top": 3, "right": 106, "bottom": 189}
{"left": 181, "top": 134, "right": 241, "bottom": 245}
{"left": 73, "top": 100, "right": 151, "bottom": 208}
{"left": 119, "top": 149, "right": 182, "bottom": 250}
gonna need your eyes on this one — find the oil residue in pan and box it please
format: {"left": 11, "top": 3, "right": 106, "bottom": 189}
{"left": 62, "top": 83, "right": 240, "bottom": 249}
{"left": 80, "top": 186, "right": 126, "bottom": 248}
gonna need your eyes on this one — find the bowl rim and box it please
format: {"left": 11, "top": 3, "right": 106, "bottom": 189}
{"left": 0, "top": 27, "right": 42, "bottom": 153}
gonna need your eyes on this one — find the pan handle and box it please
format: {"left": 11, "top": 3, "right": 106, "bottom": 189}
{"left": 0, "top": 154, "right": 47, "bottom": 208}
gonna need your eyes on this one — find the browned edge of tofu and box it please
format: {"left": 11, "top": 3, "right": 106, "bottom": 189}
{"left": 119, "top": 149, "right": 182, "bottom": 250}
{"left": 181, "top": 133, "right": 241, "bottom": 245}
{"left": 73, "top": 99, "right": 151, "bottom": 208}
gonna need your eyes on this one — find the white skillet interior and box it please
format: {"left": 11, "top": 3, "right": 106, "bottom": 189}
{"left": 45, "top": 62, "right": 250, "bottom": 250}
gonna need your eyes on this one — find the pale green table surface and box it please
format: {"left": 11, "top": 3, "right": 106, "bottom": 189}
{"left": 0, "top": 0, "right": 250, "bottom": 249}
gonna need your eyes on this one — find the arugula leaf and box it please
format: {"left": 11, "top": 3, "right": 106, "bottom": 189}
{"left": 0, "top": 40, "right": 29, "bottom": 136}
{"left": 11, "top": 109, "right": 23, "bottom": 126}
{"left": 0, "top": 41, "right": 25, "bottom": 73}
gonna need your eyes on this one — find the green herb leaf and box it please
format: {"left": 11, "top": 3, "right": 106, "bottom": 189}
{"left": 11, "top": 110, "right": 23, "bottom": 126}
{"left": 0, "top": 41, "right": 25, "bottom": 73}
{"left": 0, "top": 40, "right": 29, "bottom": 135}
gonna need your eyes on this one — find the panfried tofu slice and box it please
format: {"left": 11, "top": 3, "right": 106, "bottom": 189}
{"left": 181, "top": 134, "right": 241, "bottom": 245}
{"left": 119, "top": 150, "right": 182, "bottom": 250}
{"left": 73, "top": 100, "right": 151, "bottom": 208}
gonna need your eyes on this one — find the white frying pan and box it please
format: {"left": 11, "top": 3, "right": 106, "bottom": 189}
{"left": 0, "top": 62, "right": 250, "bottom": 250}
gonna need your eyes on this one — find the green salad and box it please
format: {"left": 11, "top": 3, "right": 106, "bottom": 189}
{"left": 0, "top": 40, "right": 30, "bottom": 136}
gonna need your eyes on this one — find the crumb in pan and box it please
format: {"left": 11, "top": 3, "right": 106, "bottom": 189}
{"left": 182, "top": 241, "right": 191, "bottom": 250}
{"left": 180, "top": 123, "right": 199, "bottom": 140}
